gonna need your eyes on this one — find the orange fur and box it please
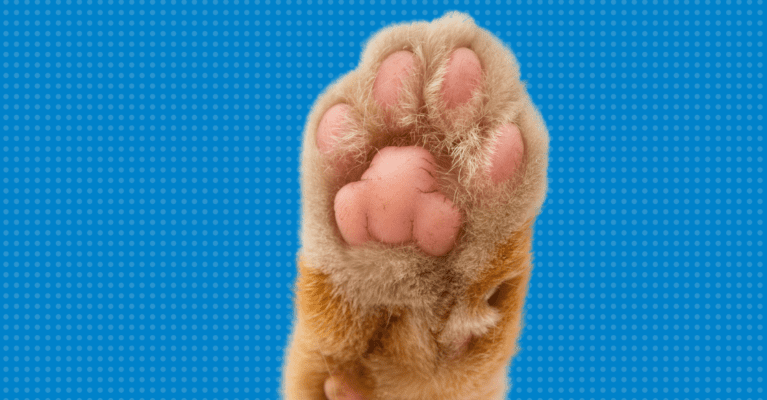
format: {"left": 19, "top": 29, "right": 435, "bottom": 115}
{"left": 283, "top": 218, "right": 535, "bottom": 400}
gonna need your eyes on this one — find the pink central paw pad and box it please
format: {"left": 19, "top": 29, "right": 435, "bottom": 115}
{"left": 334, "top": 146, "right": 462, "bottom": 257}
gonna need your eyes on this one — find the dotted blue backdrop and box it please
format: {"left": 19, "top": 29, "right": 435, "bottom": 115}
{"left": 1, "top": 1, "right": 764, "bottom": 399}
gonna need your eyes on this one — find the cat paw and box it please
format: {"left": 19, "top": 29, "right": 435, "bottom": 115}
{"left": 295, "top": 11, "right": 549, "bottom": 399}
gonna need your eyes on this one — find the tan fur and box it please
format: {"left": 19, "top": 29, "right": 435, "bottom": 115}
{"left": 283, "top": 11, "right": 549, "bottom": 400}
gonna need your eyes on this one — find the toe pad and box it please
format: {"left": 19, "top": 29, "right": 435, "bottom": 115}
{"left": 441, "top": 48, "right": 482, "bottom": 109}
{"left": 373, "top": 50, "right": 416, "bottom": 111}
{"left": 487, "top": 123, "right": 524, "bottom": 184}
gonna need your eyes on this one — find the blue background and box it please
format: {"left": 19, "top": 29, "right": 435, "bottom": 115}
{"left": 1, "top": 1, "right": 764, "bottom": 399}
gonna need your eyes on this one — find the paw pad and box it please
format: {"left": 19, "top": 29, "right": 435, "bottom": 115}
{"left": 441, "top": 47, "right": 482, "bottom": 109}
{"left": 373, "top": 50, "right": 416, "bottom": 112}
{"left": 334, "top": 146, "right": 462, "bottom": 257}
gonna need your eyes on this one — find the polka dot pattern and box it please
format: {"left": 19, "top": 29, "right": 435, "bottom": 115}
{"left": 1, "top": 2, "right": 763, "bottom": 399}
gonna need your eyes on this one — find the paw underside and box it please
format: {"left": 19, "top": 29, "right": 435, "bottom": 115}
{"left": 286, "top": 12, "right": 550, "bottom": 400}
